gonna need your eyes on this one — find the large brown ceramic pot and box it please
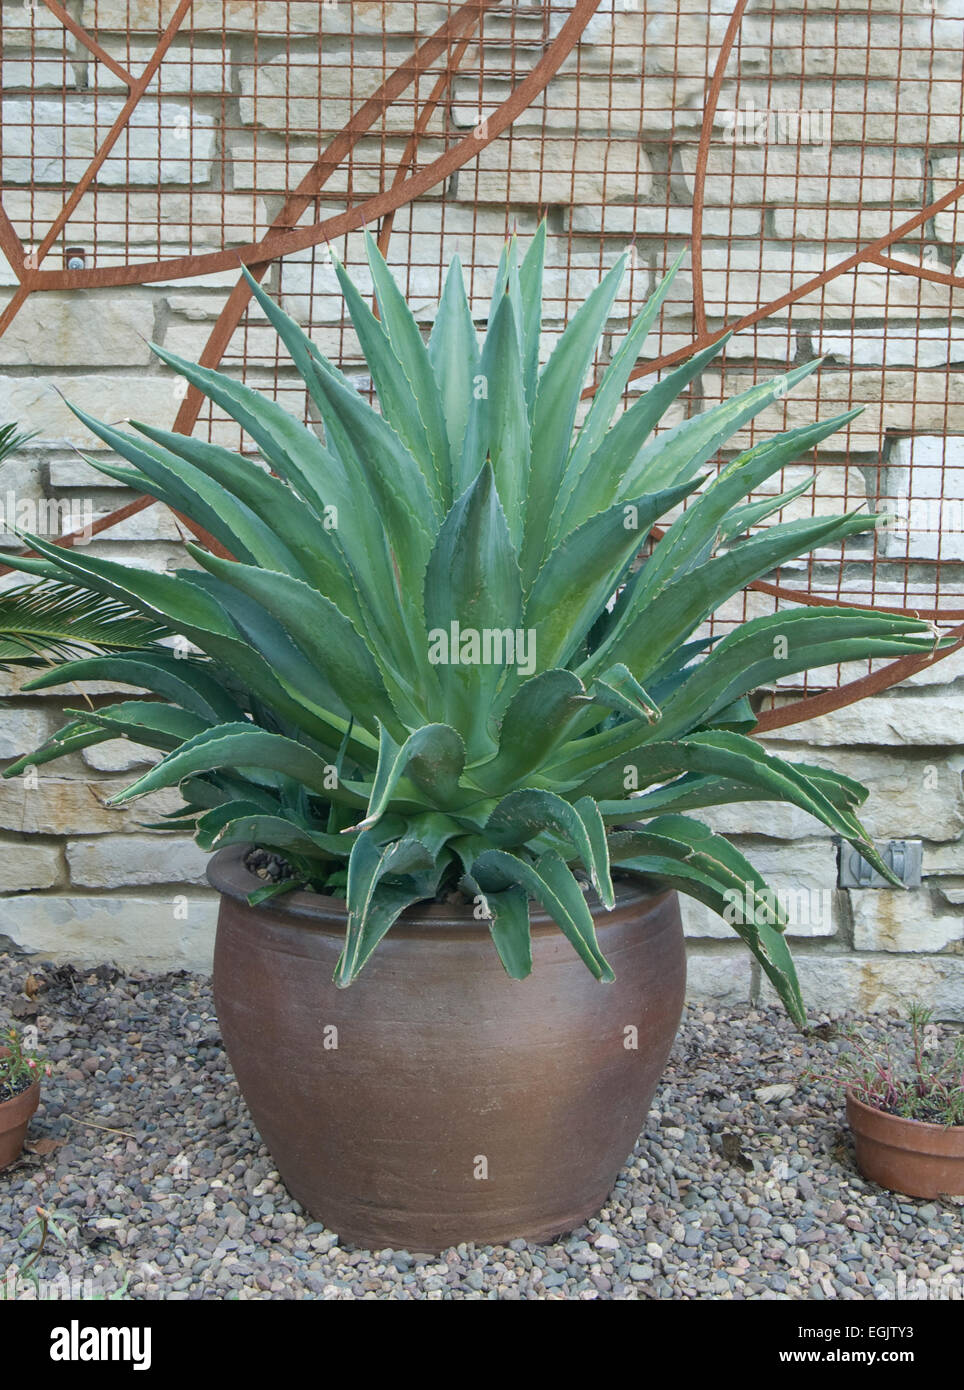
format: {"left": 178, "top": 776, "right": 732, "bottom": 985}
{"left": 209, "top": 844, "right": 685, "bottom": 1250}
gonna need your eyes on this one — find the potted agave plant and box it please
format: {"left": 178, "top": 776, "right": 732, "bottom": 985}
{"left": 2, "top": 228, "right": 946, "bottom": 1248}
{"left": 833, "top": 1004, "right": 964, "bottom": 1199}
{"left": 0, "top": 1027, "right": 49, "bottom": 1170}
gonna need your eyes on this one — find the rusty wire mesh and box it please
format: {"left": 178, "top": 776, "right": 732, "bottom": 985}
{"left": 1, "top": 0, "right": 963, "bottom": 729}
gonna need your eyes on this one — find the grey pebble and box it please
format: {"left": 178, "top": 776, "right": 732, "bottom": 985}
{"left": 3, "top": 955, "right": 959, "bottom": 1303}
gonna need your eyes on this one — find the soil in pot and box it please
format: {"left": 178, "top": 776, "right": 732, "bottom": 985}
{"left": 209, "top": 844, "right": 686, "bottom": 1251}
{"left": 847, "top": 1090, "right": 964, "bottom": 1199}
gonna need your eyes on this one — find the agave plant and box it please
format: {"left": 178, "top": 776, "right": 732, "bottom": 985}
{"left": 1, "top": 229, "right": 945, "bottom": 1024}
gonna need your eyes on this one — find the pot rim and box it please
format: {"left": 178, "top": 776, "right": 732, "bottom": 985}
{"left": 845, "top": 1086, "right": 964, "bottom": 1138}
{"left": 207, "top": 842, "right": 672, "bottom": 930}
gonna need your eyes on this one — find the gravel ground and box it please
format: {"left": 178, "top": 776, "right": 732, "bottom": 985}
{"left": 1, "top": 949, "right": 961, "bottom": 1301}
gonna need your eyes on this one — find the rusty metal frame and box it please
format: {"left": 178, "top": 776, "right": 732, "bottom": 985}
{"left": 1, "top": 0, "right": 962, "bottom": 728}
{"left": 1, "top": 0, "right": 602, "bottom": 556}
{"left": 7, "top": 0, "right": 598, "bottom": 292}
{"left": 680, "top": 0, "right": 964, "bottom": 726}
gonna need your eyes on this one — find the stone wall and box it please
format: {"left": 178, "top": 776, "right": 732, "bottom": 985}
{"left": 0, "top": 0, "right": 962, "bottom": 1018}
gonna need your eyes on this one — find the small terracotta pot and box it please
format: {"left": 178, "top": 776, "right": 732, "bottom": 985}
{"left": 846, "top": 1089, "right": 964, "bottom": 1199}
{"left": 0, "top": 1056, "right": 40, "bottom": 1170}
{"left": 210, "top": 844, "right": 685, "bottom": 1250}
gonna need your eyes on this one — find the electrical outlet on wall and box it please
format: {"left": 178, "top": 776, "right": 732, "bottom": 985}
{"left": 837, "top": 838, "right": 923, "bottom": 889}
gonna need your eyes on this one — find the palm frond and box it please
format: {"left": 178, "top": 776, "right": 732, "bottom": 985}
{"left": 0, "top": 423, "right": 38, "bottom": 467}
{"left": 0, "top": 580, "right": 171, "bottom": 668}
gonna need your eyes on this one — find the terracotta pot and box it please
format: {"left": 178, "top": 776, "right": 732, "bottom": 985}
{"left": 0, "top": 1055, "right": 40, "bottom": 1170}
{"left": 209, "top": 844, "right": 685, "bottom": 1250}
{"left": 847, "top": 1090, "right": 964, "bottom": 1199}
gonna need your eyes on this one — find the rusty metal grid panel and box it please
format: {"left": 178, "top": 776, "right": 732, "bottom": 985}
{"left": 1, "top": 0, "right": 963, "bottom": 732}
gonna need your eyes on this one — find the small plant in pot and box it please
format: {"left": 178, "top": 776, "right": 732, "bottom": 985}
{"left": 3, "top": 228, "right": 949, "bottom": 1248}
{"left": 831, "top": 1004, "right": 964, "bottom": 1199}
{"left": 0, "top": 1027, "right": 49, "bottom": 1170}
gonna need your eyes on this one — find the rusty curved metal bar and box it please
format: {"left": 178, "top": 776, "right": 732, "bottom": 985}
{"left": 0, "top": 283, "right": 31, "bottom": 342}
{"left": 1, "top": 0, "right": 600, "bottom": 565}
{"left": 0, "top": 206, "right": 27, "bottom": 281}
{"left": 748, "top": 576, "right": 964, "bottom": 624}
{"left": 601, "top": 183, "right": 964, "bottom": 394}
{"left": 29, "top": 0, "right": 195, "bottom": 272}
{"left": 689, "top": 0, "right": 750, "bottom": 340}
{"left": 375, "top": 27, "right": 479, "bottom": 260}
{"left": 629, "top": 0, "right": 964, "bottom": 725}
{"left": 754, "top": 626, "right": 964, "bottom": 732}
{"left": 41, "top": 0, "right": 133, "bottom": 86}
{"left": 863, "top": 251, "right": 964, "bottom": 289}
{"left": 13, "top": 0, "right": 603, "bottom": 292}
{"left": 173, "top": 2, "right": 485, "bottom": 433}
